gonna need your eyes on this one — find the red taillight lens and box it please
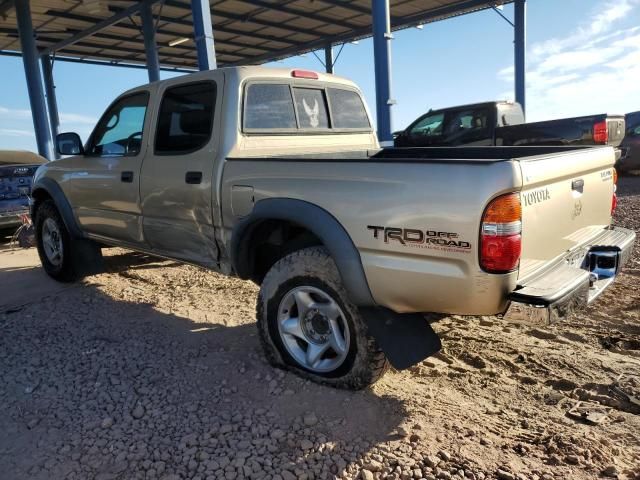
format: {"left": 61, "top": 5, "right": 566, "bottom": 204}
{"left": 291, "top": 69, "right": 319, "bottom": 79}
{"left": 480, "top": 193, "right": 522, "bottom": 273}
{"left": 593, "top": 120, "right": 608, "bottom": 144}
{"left": 481, "top": 234, "right": 522, "bottom": 272}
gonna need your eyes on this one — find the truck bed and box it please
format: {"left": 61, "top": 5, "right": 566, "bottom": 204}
{"left": 230, "top": 145, "right": 600, "bottom": 163}
{"left": 496, "top": 114, "right": 626, "bottom": 148}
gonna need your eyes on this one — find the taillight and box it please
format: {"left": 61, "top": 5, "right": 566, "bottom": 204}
{"left": 612, "top": 168, "right": 618, "bottom": 216}
{"left": 480, "top": 193, "right": 522, "bottom": 273}
{"left": 593, "top": 120, "right": 608, "bottom": 144}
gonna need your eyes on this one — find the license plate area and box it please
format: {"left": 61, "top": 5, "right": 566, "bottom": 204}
{"left": 586, "top": 248, "right": 620, "bottom": 303}
{"left": 587, "top": 249, "right": 619, "bottom": 279}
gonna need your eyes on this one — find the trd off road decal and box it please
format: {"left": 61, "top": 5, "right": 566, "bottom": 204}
{"left": 367, "top": 226, "right": 471, "bottom": 253}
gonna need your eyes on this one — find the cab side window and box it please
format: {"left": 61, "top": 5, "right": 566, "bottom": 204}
{"left": 442, "top": 108, "right": 490, "bottom": 145}
{"left": 87, "top": 93, "right": 149, "bottom": 157}
{"left": 408, "top": 113, "right": 444, "bottom": 138}
{"left": 155, "top": 82, "right": 216, "bottom": 154}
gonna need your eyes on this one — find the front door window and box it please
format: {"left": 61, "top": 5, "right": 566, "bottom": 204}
{"left": 87, "top": 93, "right": 149, "bottom": 157}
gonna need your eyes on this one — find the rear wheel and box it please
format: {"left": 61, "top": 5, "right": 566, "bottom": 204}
{"left": 257, "top": 247, "right": 389, "bottom": 389}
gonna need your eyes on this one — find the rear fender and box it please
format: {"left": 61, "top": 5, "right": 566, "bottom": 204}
{"left": 231, "top": 198, "right": 375, "bottom": 306}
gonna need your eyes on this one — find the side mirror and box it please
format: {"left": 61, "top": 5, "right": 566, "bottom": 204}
{"left": 57, "top": 132, "right": 84, "bottom": 156}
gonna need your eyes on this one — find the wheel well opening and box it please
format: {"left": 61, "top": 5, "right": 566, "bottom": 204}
{"left": 30, "top": 188, "right": 52, "bottom": 215}
{"left": 244, "top": 220, "right": 322, "bottom": 284}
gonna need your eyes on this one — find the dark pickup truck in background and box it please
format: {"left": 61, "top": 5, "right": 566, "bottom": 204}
{"left": 394, "top": 101, "right": 626, "bottom": 155}
{"left": 618, "top": 111, "right": 640, "bottom": 174}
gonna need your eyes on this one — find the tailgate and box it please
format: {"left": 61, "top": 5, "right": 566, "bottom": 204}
{"left": 606, "top": 117, "right": 625, "bottom": 147}
{"left": 518, "top": 147, "right": 615, "bottom": 280}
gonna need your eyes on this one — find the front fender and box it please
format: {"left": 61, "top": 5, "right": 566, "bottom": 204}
{"left": 231, "top": 198, "right": 375, "bottom": 307}
{"left": 31, "top": 177, "right": 83, "bottom": 238}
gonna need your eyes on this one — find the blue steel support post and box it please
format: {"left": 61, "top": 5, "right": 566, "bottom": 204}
{"left": 191, "top": 0, "right": 217, "bottom": 70}
{"left": 40, "top": 54, "right": 60, "bottom": 159}
{"left": 514, "top": 0, "right": 526, "bottom": 118}
{"left": 324, "top": 45, "right": 334, "bottom": 74}
{"left": 371, "top": 0, "right": 394, "bottom": 146}
{"left": 141, "top": 0, "right": 160, "bottom": 82}
{"left": 15, "top": 0, "right": 55, "bottom": 160}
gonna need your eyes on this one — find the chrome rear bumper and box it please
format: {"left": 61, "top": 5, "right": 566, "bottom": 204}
{"left": 504, "top": 226, "right": 636, "bottom": 326}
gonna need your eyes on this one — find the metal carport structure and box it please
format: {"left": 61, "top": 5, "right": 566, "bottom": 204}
{"left": 0, "top": 0, "right": 526, "bottom": 158}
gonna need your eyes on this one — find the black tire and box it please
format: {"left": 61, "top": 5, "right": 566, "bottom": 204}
{"left": 35, "top": 200, "right": 103, "bottom": 282}
{"left": 257, "top": 246, "right": 389, "bottom": 390}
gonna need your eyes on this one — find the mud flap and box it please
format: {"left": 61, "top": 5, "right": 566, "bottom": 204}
{"left": 72, "top": 239, "right": 105, "bottom": 277}
{"left": 360, "top": 307, "right": 442, "bottom": 370}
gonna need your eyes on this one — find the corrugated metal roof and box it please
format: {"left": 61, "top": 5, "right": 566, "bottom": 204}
{"left": 0, "top": 1, "right": 511, "bottom": 70}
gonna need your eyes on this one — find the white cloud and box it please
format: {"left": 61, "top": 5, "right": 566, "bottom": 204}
{"left": 60, "top": 112, "right": 98, "bottom": 125}
{"left": 498, "top": 0, "right": 640, "bottom": 121}
{"left": 0, "top": 106, "right": 96, "bottom": 126}
{"left": 0, "top": 128, "right": 34, "bottom": 137}
{"left": 0, "top": 106, "right": 31, "bottom": 120}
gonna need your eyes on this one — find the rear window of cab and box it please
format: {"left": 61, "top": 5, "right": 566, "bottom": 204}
{"left": 243, "top": 83, "right": 371, "bottom": 132}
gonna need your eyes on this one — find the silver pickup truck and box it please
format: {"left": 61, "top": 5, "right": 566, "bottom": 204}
{"left": 32, "top": 67, "right": 635, "bottom": 389}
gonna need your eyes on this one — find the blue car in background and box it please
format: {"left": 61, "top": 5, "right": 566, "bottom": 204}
{"left": 0, "top": 151, "right": 45, "bottom": 230}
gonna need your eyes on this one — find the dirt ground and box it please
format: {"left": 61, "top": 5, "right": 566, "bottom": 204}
{"left": 1, "top": 178, "right": 639, "bottom": 480}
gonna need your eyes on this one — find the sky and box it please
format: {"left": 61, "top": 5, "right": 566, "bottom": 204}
{"left": 1, "top": 0, "right": 639, "bottom": 151}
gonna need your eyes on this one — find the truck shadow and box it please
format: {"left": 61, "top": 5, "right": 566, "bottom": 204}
{"left": 101, "top": 248, "right": 182, "bottom": 273}
{"left": 0, "top": 259, "right": 407, "bottom": 480}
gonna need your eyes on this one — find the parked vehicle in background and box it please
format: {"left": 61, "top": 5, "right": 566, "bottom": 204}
{"left": 0, "top": 150, "right": 45, "bottom": 229}
{"left": 394, "top": 101, "right": 626, "bottom": 157}
{"left": 618, "top": 111, "right": 640, "bottom": 174}
{"left": 30, "top": 67, "right": 635, "bottom": 389}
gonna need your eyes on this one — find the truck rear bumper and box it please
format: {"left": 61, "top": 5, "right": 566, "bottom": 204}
{"left": 504, "top": 226, "right": 636, "bottom": 325}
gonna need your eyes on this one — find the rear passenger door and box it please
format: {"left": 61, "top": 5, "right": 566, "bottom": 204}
{"left": 140, "top": 78, "right": 221, "bottom": 268}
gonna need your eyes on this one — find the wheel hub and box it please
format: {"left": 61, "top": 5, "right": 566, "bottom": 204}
{"left": 303, "top": 308, "right": 331, "bottom": 342}
{"left": 42, "top": 217, "right": 63, "bottom": 266}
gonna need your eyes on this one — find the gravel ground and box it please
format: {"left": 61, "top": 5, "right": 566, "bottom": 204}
{"left": 1, "top": 178, "right": 639, "bottom": 480}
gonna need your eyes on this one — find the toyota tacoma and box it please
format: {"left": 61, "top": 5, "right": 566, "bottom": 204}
{"left": 31, "top": 67, "right": 636, "bottom": 389}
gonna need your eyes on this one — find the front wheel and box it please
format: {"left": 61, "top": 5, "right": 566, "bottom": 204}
{"left": 257, "top": 247, "right": 389, "bottom": 389}
{"left": 35, "top": 200, "right": 102, "bottom": 282}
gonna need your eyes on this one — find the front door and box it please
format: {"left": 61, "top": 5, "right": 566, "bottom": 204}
{"left": 67, "top": 90, "right": 152, "bottom": 246}
{"left": 140, "top": 78, "right": 221, "bottom": 268}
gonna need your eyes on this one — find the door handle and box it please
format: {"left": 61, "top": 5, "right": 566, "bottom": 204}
{"left": 572, "top": 179, "right": 584, "bottom": 193}
{"left": 121, "top": 171, "right": 134, "bottom": 183}
{"left": 185, "top": 171, "right": 203, "bottom": 184}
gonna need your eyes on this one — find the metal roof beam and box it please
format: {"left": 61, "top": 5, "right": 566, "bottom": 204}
{"left": 42, "top": 10, "right": 274, "bottom": 56}
{"left": 244, "top": 0, "right": 360, "bottom": 31}
{"left": 41, "top": 1, "right": 164, "bottom": 55}
{"left": 229, "top": 0, "right": 503, "bottom": 66}
{"left": 160, "top": 1, "right": 321, "bottom": 38}
{"left": 0, "top": 0, "right": 14, "bottom": 20}
{"left": 0, "top": 49, "right": 196, "bottom": 72}
{"left": 315, "top": 0, "right": 401, "bottom": 23}
{"left": 56, "top": 45, "right": 243, "bottom": 63}
{"left": 316, "top": 0, "right": 371, "bottom": 15}
{"left": 393, "top": 0, "right": 505, "bottom": 27}
{"left": 106, "top": 5, "right": 298, "bottom": 48}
